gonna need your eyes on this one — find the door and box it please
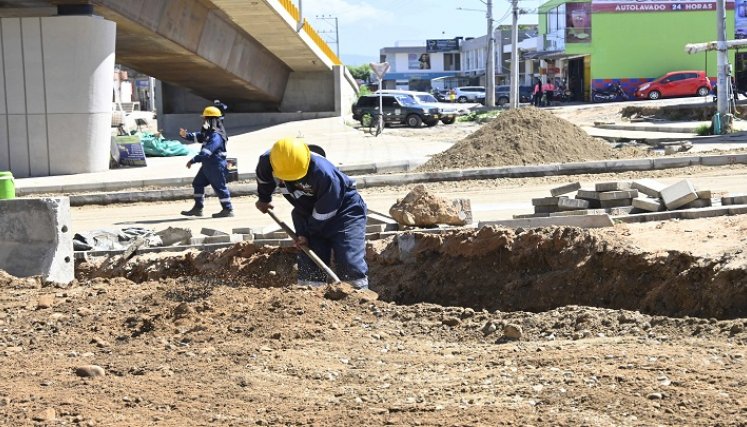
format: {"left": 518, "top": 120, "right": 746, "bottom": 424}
{"left": 662, "top": 73, "right": 685, "bottom": 96}
{"left": 568, "top": 58, "right": 584, "bottom": 101}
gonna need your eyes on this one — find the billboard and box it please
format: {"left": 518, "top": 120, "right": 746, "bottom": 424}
{"left": 408, "top": 53, "right": 431, "bottom": 70}
{"left": 592, "top": 0, "right": 733, "bottom": 13}
{"left": 566, "top": 2, "right": 592, "bottom": 43}
{"left": 426, "top": 39, "right": 460, "bottom": 52}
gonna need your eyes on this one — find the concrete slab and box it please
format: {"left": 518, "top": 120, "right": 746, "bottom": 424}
{"left": 722, "top": 194, "right": 747, "bottom": 205}
{"left": 595, "top": 181, "right": 631, "bottom": 191}
{"left": 600, "top": 198, "right": 633, "bottom": 208}
{"left": 0, "top": 197, "right": 73, "bottom": 283}
{"left": 534, "top": 205, "right": 561, "bottom": 214}
{"left": 479, "top": 214, "right": 614, "bottom": 229}
{"left": 576, "top": 189, "right": 601, "bottom": 200}
{"left": 531, "top": 196, "right": 567, "bottom": 206}
{"left": 558, "top": 198, "right": 590, "bottom": 210}
{"left": 200, "top": 228, "right": 228, "bottom": 237}
{"left": 513, "top": 213, "right": 550, "bottom": 219}
{"left": 661, "top": 180, "right": 698, "bottom": 209}
{"left": 550, "top": 182, "right": 581, "bottom": 196}
{"left": 632, "top": 197, "right": 665, "bottom": 212}
{"left": 695, "top": 189, "right": 712, "bottom": 199}
{"left": 680, "top": 198, "right": 712, "bottom": 209}
{"left": 550, "top": 208, "right": 608, "bottom": 217}
{"left": 599, "top": 190, "right": 639, "bottom": 201}
{"left": 632, "top": 179, "right": 666, "bottom": 198}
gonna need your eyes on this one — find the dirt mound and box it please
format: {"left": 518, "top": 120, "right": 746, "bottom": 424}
{"left": 418, "top": 108, "right": 616, "bottom": 171}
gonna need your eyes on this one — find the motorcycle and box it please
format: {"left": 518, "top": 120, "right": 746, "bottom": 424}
{"left": 591, "top": 82, "right": 629, "bottom": 103}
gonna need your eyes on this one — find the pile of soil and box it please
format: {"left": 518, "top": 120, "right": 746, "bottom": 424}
{"left": 418, "top": 108, "right": 617, "bottom": 171}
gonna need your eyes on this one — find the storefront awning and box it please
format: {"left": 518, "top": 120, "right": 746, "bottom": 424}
{"left": 523, "top": 50, "right": 588, "bottom": 61}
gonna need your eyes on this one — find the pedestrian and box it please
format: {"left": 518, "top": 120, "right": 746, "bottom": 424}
{"left": 532, "top": 78, "right": 543, "bottom": 107}
{"left": 543, "top": 80, "right": 556, "bottom": 106}
{"left": 449, "top": 88, "right": 457, "bottom": 103}
{"left": 179, "top": 105, "right": 234, "bottom": 218}
{"left": 255, "top": 137, "right": 369, "bottom": 289}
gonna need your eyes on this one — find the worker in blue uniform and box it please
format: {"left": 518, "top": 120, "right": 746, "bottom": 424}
{"left": 255, "top": 137, "right": 369, "bottom": 289}
{"left": 179, "top": 105, "right": 234, "bottom": 218}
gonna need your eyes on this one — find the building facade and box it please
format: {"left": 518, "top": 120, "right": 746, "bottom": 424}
{"left": 534, "top": 0, "right": 736, "bottom": 100}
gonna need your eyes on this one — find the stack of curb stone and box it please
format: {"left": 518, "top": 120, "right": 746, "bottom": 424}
{"left": 515, "top": 178, "right": 716, "bottom": 219}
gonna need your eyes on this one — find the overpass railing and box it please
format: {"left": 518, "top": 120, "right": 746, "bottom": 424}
{"left": 277, "top": 0, "right": 342, "bottom": 66}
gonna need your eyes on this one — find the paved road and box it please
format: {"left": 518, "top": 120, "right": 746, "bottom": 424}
{"left": 71, "top": 166, "right": 747, "bottom": 236}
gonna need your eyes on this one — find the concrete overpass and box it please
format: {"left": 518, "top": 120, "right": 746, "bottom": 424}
{"left": 0, "top": 0, "right": 358, "bottom": 177}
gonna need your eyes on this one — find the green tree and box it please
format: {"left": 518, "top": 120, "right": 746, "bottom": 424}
{"left": 347, "top": 64, "right": 371, "bottom": 83}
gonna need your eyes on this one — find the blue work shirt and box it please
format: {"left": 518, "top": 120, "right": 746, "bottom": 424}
{"left": 184, "top": 130, "right": 227, "bottom": 165}
{"left": 256, "top": 151, "right": 359, "bottom": 237}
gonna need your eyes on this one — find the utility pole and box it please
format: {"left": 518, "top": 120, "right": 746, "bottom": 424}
{"left": 485, "top": 0, "right": 496, "bottom": 107}
{"left": 315, "top": 15, "right": 340, "bottom": 58}
{"left": 716, "top": 0, "right": 731, "bottom": 131}
{"left": 509, "top": 0, "right": 519, "bottom": 108}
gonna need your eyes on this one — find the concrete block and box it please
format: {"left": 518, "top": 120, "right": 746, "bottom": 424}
{"left": 513, "top": 213, "right": 550, "bottom": 219}
{"left": 479, "top": 214, "right": 614, "bottom": 229}
{"left": 204, "top": 235, "right": 231, "bottom": 244}
{"left": 189, "top": 237, "right": 206, "bottom": 245}
{"left": 239, "top": 234, "right": 254, "bottom": 242}
{"left": 550, "top": 182, "right": 581, "bottom": 196}
{"left": 695, "top": 189, "right": 712, "bottom": 199}
{"left": 367, "top": 209, "right": 399, "bottom": 225}
{"left": 0, "top": 197, "right": 73, "bottom": 283}
{"left": 632, "top": 179, "right": 666, "bottom": 198}
{"left": 604, "top": 159, "right": 654, "bottom": 171}
{"left": 155, "top": 227, "right": 192, "bottom": 246}
{"left": 680, "top": 207, "right": 729, "bottom": 220}
{"left": 550, "top": 209, "right": 608, "bottom": 217}
{"left": 558, "top": 198, "right": 590, "bottom": 210}
{"left": 232, "top": 227, "right": 253, "bottom": 234}
{"left": 727, "top": 205, "right": 747, "bottom": 215}
{"left": 576, "top": 189, "right": 601, "bottom": 200}
{"left": 595, "top": 181, "right": 631, "bottom": 192}
{"left": 599, "top": 190, "right": 639, "bottom": 201}
{"left": 680, "top": 198, "right": 712, "bottom": 209}
{"left": 254, "top": 238, "right": 295, "bottom": 248}
{"left": 534, "top": 205, "right": 561, "bottom": 214}
{"left": 200, "top": 228, "right": 228, "bottom": 237}
{"left": 608, "top": 206, "right": 635, "bottom": 216}
{"left": 531, "top": 196, "right": 567, "bottom": 206}
{"left": 652, "top": 156, "right": 700, "bottom": 169}
{"left": 366, "top": 224, "right": 386, "bottom": 233}
{"left": 632, "top": 197, "right": 665, "bottom": 212}
{"left": 661, "top": 180, "right": 697, "bottom": 210}
{"left": 600, "top": 198, "right": 633, "bottom": 208}
{"left": 256, "top": 231, "right": 289, "bottom": 239}
{"left": 700, "top": 153, "right": 747, "bottom": 166}
{"left": 721, "top": 194, "right": 747, "bottom": 205}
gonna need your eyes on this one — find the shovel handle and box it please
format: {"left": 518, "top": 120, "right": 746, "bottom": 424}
{"left": 266, "top": 209, "right": 341, "bottom": 284}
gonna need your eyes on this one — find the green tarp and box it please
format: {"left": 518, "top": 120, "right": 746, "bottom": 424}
{"left": 138, "top": 132, "right": 196, "bottom": 157}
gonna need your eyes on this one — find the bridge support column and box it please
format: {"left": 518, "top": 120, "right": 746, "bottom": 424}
{"left": 0, "top": 15, "right": 115, "bottom": 177}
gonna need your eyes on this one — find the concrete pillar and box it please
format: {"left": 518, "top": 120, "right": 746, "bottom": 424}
{"left": 0, "top": 16, "right": 115, "bottom": 177}
{"left": 280, "top": 71, "right": 335, "bottom": 112}
{"left": 0, "top": 197, "right": 73, "bottom": 284}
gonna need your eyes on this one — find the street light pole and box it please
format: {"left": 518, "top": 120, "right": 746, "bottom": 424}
{"left": 509, "top": 0, "right": 520, "bottom": 109}
{"left": 716, "top": 0, "right": 731, "bottom": 131}
{"left": 485, "top": 0, "right": 496, "bottom": 107}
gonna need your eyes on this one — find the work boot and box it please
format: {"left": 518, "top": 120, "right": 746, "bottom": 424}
{"left": 181, "top": 207, "right": 203, "bottom": 217}
{"left": 212, "top": 208, "right": 234, "bottom": 218}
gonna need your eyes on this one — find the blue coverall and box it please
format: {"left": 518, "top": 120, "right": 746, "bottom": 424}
{"left": 256, "top": 152, "right": 369, "bottom": 289}
{"left": 184, "top": 129, "right": 232, "bottom": 211}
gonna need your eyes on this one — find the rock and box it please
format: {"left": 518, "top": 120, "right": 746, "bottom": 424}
{"left": 442, "top": 317, "right": 461, "bottom": 327}
{"left": 389, "top": 185, "right": 468, "bottom": 227}
{"left": 647, "top": 392, "right": 663, "bottom": 400}
{"left": 91, "top": 336, "right": 110, "bottom": 348}
{"left": 36, "top": 294, "right": 55, "bottom": 309}
{"left": 324, "top": 283, "right": 357, "bottom": 301}
{"left": 503, "top": 324, "right": 523, "bottom": 340}
{"left": 75, "top": 365, "right": 106, "bottom": 378}
{"left": 460, "top": 308, "right": 475, "bottom": 319}
{"left": 482, "top": 322, "right": 497, "bottom": 336}
{"left": 77, "top": 307, "right": 93, "bottom": 317}
{"left": 32, "top": 408, "right": 56, "bottom": 422}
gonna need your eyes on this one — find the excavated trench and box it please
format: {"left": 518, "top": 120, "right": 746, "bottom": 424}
{"left": 75, "top": 227, "right": 747, "bottom": 320}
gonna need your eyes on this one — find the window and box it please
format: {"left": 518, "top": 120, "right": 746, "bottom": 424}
{"left": 444, "top": 53, "right": 461, "bottom": 71}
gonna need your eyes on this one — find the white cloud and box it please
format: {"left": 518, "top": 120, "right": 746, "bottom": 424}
{"left": 302, "top": 0, "right": 394, "bottom": 24}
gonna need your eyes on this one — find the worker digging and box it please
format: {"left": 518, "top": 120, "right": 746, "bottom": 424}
{"left": 179, "top": 105, "right": 234, "bottom": 218}
{"left": 254, "top": 137, "right": 369, "bottom": 289}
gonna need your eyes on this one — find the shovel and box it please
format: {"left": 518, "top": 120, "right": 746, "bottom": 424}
{"left": 266, "top": 209, "right": 341, "bottom": 284}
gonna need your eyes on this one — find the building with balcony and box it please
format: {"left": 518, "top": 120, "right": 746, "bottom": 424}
{"left": 378, "top": 39, "right": 463, "bottom": 91}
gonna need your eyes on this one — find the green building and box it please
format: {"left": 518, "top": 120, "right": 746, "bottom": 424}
{"left": 534, "top": 0, "right": 736, "bottom": 100}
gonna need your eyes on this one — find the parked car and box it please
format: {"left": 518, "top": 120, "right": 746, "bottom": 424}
{"left": 493, "top": 85, "right": 534, "bottom": 105}
{"left": 352, "top": 94, "right": 441, "bottom": 128}
{"left": 374, "top": 90, "right": 463, "bottom": 124}
{"left": 634, "top": 70, "right": 712, "bottom": 100}
{"left": 453, "top": 86, "right": 486, "bottom": 103}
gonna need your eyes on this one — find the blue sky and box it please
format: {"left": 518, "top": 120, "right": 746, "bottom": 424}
{"left": 303, "top": 0, "right": 541, "bottom": 65}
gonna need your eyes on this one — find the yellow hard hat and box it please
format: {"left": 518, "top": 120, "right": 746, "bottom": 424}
{"left": 270, "top": 137, "right": 311, "bottom": 181}
{"left": 202, "top": 106, "right": 222, "bottom": 117}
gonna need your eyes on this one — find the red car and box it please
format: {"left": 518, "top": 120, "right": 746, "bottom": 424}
{"left": 634, "top": 70, "right": 712, "bottom": 100}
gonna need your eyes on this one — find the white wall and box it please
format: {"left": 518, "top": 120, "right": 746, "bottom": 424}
{"left": 0, "top": 16, "right": 115, "bottom": 177}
